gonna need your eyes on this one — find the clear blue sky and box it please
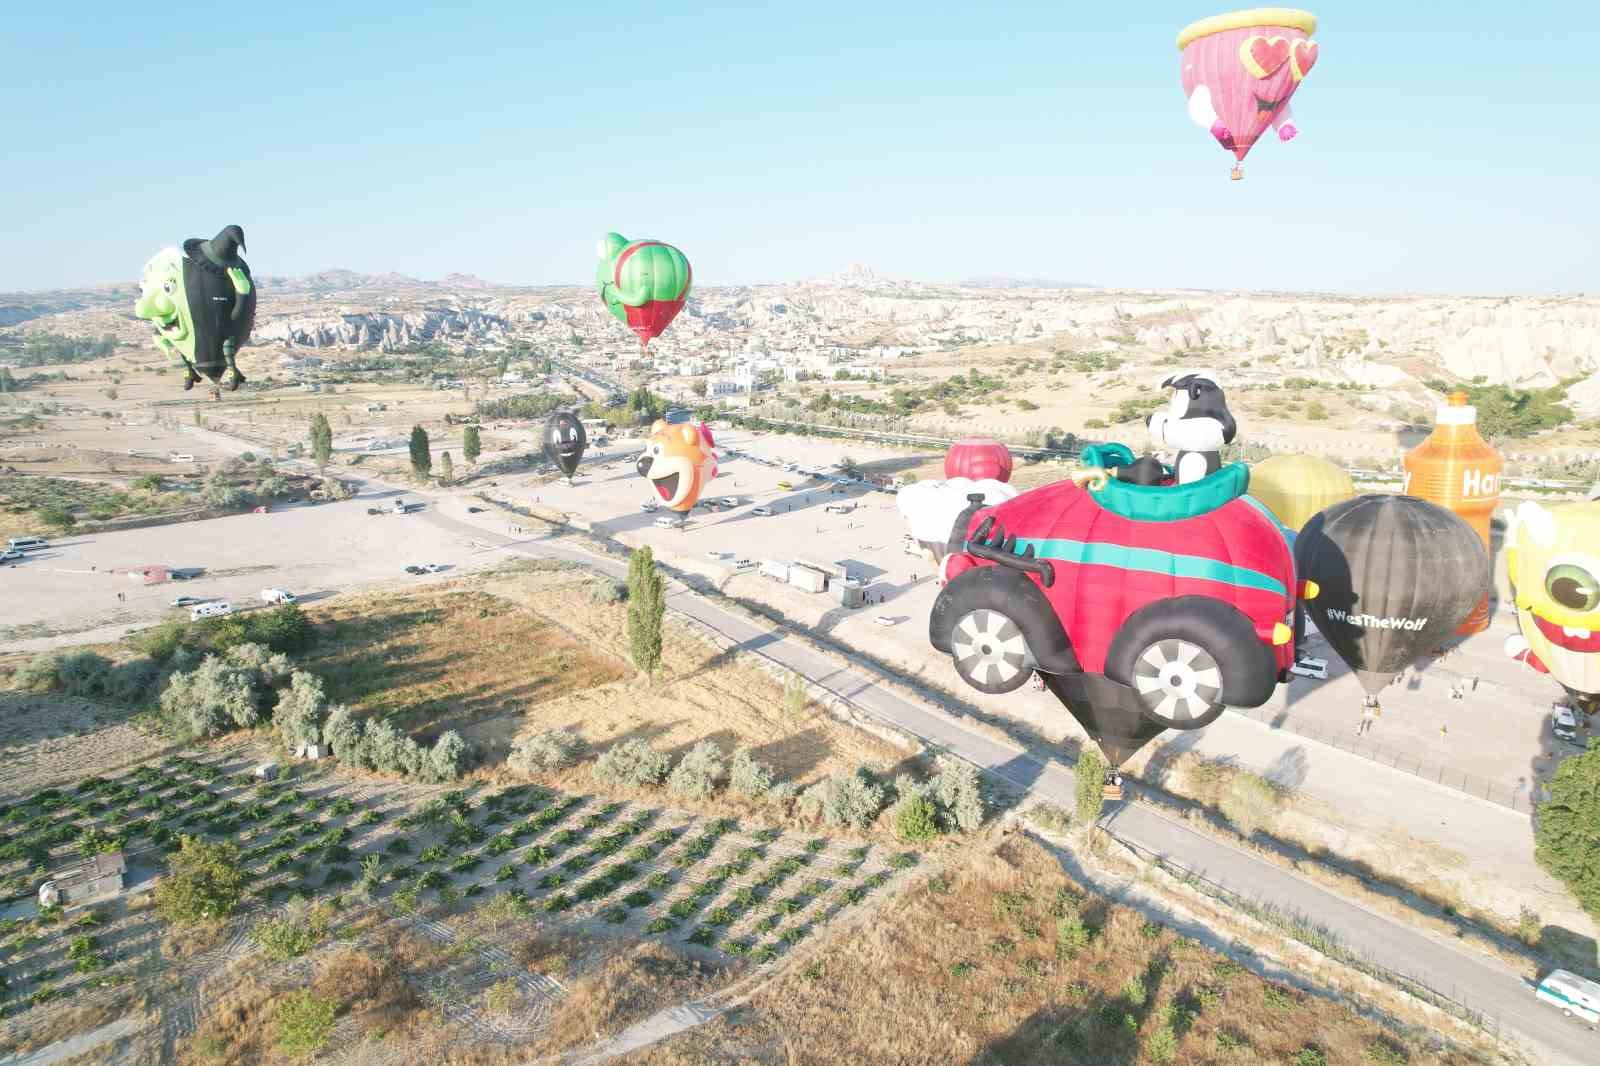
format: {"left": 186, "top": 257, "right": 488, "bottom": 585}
{"left": 5, "top": 1, "right": 1596, "bottom": 294}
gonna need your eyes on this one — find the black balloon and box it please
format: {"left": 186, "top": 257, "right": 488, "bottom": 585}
{"left": 1041, "top": 671, "right": 1169, "bottom": 766}
{"left": 543, "top": 411, "right": 587, "bottom": 478}
{"left": 1295, "top": 494, "right": 1488, "bottom": 695}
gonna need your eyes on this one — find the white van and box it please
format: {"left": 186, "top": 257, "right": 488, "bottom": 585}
{"left": 1535, "top": 969, "right": 1600, "bottom": 1025}
{"left": 261, "top": 588, "right": 296, "bottom": 605}
{"left": 170, "top": 453, "right": 195, "bottom": 463}
{"left": 653, "top": 515, "right": 680, "bottom": 529}
{"left": 1289, "top": 657, "right": 1329, "bottom": 680}
{"left": 190, "top": 601, "right": 233, "bottom": 621}
{"left": 6, "top": 536, "right": 48, "bottom": 552}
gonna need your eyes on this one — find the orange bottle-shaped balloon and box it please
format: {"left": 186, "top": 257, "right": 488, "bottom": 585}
{"left": 1402, "top": 392, "right": 1502, "bottom": 635}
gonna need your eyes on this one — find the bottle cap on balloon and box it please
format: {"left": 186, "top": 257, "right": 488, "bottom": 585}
{"left": 1436, "top": 390, "right": 1476, "bottom": 426}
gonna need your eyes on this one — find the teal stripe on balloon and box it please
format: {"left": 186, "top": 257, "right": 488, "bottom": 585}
{"left": 1011, "top": 537, "right": 1287, "bottom": 597}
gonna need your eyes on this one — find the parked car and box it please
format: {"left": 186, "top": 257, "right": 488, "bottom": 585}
{"left": 1, "top": 549, "right": 23, "bottom": 563}
{"left": 467, "top": 506, "right": 486, "bottom": 514}
{"left": 404, "top": 565, "right": 425, "bottom": 575}
{"left": 721, "top": 496, "right": 739, "bottom": 507}
{"left": 170, "top": 595, "right": 202, "bottom": 608}
{"left": 751, "top": 506, "right": 774, "bottom": 516}
{"left": 421, "top": 563, "right": 445, "bottom": 574}
{"left": 873, "top": 615, "right": 897, "bottom": 627}
{"left": 1553, "top": 704, "right": 1581, "bottom": 742}
{"left": 732, "top": 558, "right": 754, "bottom": 570}
{"left": 640, "top": 500, "right": 658, "bottom": 513}
{"left": 190, "top": 601, "right": 232, "bottom": 621}
{"left": 654, "top": 515, "right": 681, "bottom": 529}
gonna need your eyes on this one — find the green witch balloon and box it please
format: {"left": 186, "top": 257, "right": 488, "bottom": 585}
{"left": 134, "top": 225, "right": 256, "bottom": 391}
{"left": 595, "top": 232, "right": 691, "bottom": 349}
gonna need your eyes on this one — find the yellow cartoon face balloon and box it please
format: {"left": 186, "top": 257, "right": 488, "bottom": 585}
{"left": 1506, "top": 501, "right": 1600, "bottom": 698}
{"left": 635, "top": 420, "right": 717, "bottom": 513}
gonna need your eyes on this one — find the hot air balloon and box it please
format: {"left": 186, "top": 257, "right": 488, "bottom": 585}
{"left": 929, "top": 461, "right": 1299, "bottom": 765}
{"left": 543, "top": 410, "right": 588, "bottom": 480}
{"left": 945, "top": 439, "right": 1014, "bottom": 484}
{"left": 1294, "top": 495, "right": 1488, "bottom": 697}
{"left": 637, "top": 419, "right": 717, "bottom": 513}
{"left": 596, "top": 233, "right": 691, "bottom": 349}
{"left": 134, "top": 225, "right": 256, "bottom": 391}
{"left": 896, "top": 477, "right": 1019, "bottom": 569}
{"left": 1504, "top": 501, "right": 1600, "bottom": 706}
{"left": 1249, "top": 454, "right": 1355, "bottom": 531}
{"left": 1178, "top": 9, "right": 1320, "bottom": 178}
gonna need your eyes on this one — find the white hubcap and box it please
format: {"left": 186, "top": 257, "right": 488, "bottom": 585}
{"left": 952, "top": 609, "right": 1029, "bottom": 689}
{"left": 1133, "top": 639, "right": 1222, "bottom": 723}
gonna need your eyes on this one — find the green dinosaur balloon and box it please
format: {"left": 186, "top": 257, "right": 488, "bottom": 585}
{"left": 134, "top": 225, "right": 256, "bottom": 391}
{"left": 595, "top": 232, "right": 691, "bottom": 348}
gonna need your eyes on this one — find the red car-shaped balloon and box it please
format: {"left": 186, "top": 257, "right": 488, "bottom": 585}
{"left": 930, "top": 463, "right": 1299, "bottom": 730}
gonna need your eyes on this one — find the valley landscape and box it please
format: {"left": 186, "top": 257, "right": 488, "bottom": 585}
{"left": 6, "top": 4, "right": 1600, "bottom": 1063}
{"left": 2, "top": 268, "right": 1599, "bottom": 1065}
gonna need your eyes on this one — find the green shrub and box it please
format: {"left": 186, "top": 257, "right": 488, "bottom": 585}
{"left": 1220, "top": 772, "right": 1279, "bottom": 838}
{"left": 248, "top": 604, "right": 315, "bottom": 654}
{"left": 509, "top": 728, "right": 583, "bottom": 774}
{"left": 276, "top": 990, "right": 336, "bottom": 1057}
{"left": 159, "top": 655, "right": 268, "bottom": 739}
{"left": 1536, "top": 738, "right": 1600, "bottom": 918}
{"left": 426, "top": 730, "right": 468, "bottom": 782}
{"left": 251, "top": 904, "right": 327, "bottom": 960}
{"left": 893, "top": 795, "right": 939, "bottom": 842}
{"left": 668, "top": 740, "right": 726, "bottom": 798}
{"left": 1366, "top": 1040, "right": 1409, "bottom": 1065}
{"left": 225, "top": 642, "right": 292, "bottom": 685}
{"left": 928, "top": 757, "right": 985, "bottom": 831}
{"left": 593, "top": 738, "right": 671, "bottom": 788}
{"left": 1055, "top": 914, "right": 1089, "bottom": 959}
{"left": 728, "top": 749, "right": 775, "bottom": 799}
{"left": 798, "top": 769, "right": 887, "bottom": 829}
{"left": 589, "top": 579, "right": 627, "bottom": 605}
{"left": 1074, "top": 748, "right": 1107, "bottom": 827}
{"left": 155, "top": 836, "right": 246, "bottom": 924}
{"left": 1146, "top": 1024, "right": 1177, "bottom": 1063}
{"left": 272, "top": 671, "right": 328, "bottom": 749}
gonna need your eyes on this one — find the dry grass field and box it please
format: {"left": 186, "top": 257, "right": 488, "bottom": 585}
{"left": 358, "top": 568, "right": 912, "bottom": 791}
{"left": 625, "top": 835, "right": 1502, "bottom": 1066}
{"left": 298, "top": 584, "right": 628, "bottom": 736}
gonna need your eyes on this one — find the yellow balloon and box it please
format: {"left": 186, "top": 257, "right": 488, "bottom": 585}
{"left": 1249, "top": 454, "right": 1356, "bottom": 531}
{"left": 1506, "top": 501, "right": 1600, "bottom": 700}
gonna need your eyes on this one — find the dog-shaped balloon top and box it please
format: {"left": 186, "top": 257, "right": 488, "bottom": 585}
{"left": 1101, "top": 373, "right": 1238, "bottom": 487}
{"left": 1148, "top": 373, "right": 1237, "bottom": 484}
{"left": 636, "top": 420, "right": 717, "bottom": 513}
{"left": 134, "top": 225, "right": 255, "bottom": 392}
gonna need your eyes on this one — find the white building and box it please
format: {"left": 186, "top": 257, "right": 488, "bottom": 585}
{"left": 708, "top": 376, "right": 741, "bottom": 396}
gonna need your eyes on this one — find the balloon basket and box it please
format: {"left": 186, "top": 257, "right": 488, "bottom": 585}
{"left": 1229, "top": 167, "right": 1244, "bottom": 181}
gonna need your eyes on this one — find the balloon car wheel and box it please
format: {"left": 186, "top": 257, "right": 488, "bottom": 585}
{"left": 951, "top": 609, "right": 1032, "bottom": 693}
{"left": 1132, "top": 639, "right": 1223, "bottom": 726}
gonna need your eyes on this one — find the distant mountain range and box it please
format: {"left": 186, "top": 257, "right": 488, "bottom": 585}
{"left": 958, "top": 275, "right": 1094, "bottom": 290}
